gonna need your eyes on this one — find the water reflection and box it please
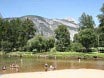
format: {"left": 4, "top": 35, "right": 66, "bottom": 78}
{"left": 0, "top": 55, "right": 104, "bottom": 74}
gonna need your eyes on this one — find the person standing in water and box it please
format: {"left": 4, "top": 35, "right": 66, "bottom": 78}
{"left": 2, "top": 65, "right": 7, "bottom": 72}
{"left": 44, "top": 63, "right": 48, "bottom": 71}
{"left": 2, "top": 66, "right": 6, "bottom": 70}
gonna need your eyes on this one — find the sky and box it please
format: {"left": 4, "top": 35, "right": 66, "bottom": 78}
{"left": 0, "top": 0, "right": 104, "bottom": 25}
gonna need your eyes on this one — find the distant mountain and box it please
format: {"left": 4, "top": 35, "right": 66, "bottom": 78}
{"left": 6, "top": 15, "right": 79, "bottom": 40}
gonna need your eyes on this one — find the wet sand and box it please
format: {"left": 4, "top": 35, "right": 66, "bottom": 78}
{"left": 1, "top": 69, "right": 104, "bottom": 78}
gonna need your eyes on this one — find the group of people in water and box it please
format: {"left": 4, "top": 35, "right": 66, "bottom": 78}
{"left": 44, "top": 63, "right": 56, "bottom": 71}
{"left": 2, "top": 63, "right": 56, "bottom": 73}
{"left": 2, "top": 63, "right": 19, "bottom": 72}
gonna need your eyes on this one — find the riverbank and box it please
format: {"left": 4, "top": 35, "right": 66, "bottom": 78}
{"left": 1, "top": 51, "right": 104, "bottom": 59}
{"left": 1, "top": 69, "right": 104, "bottom": 78}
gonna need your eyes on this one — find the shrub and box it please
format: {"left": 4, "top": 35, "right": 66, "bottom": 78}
{"left": 71, "top": 42, "right": 84, "bottom": 52}
{"left": 50, "top": 47, "right": 57, "bottom": 52}
{"left": 98, "top": 47, "right": 104, "bottom": 53}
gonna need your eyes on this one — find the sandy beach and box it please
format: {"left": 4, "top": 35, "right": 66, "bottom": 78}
{"left": 1, "top": 69, "right": 104, "bottom": 78}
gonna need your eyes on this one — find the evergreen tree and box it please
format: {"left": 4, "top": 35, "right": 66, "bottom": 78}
{"left": 97, "top": 3, "right": 104, "bottom": 47}
{"left": 0, "top": 18, "right": 36, "bottom": 52}
{"left": 79, "top": 12, "right": 95, "bottom": 30}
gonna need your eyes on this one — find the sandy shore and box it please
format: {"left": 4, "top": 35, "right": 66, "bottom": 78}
{"left": 1, "top": 69, "right": 104, "bottom": 78}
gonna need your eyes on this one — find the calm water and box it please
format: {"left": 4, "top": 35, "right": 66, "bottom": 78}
{"left": 0, "top": 55, "right": 104, "bottom": 74}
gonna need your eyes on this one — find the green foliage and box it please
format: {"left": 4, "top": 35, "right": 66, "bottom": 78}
{"left": 55, "top": 25, "right": 70, "bottom": 52}
{"left": 99, "top": 33, "right": 104, "bottom": 47}
{"left": 79, "top": 12, "right": 95, "bottom": 30}
{"left": 97, "top": 3, "right": 104, "bottom": 27}
{"left": 77, "top": 12, "right": 97, "bottom": 52}
{"left": 27, "top": 35, "right": 55, "bottom": 52}
{"left": 98, "top": 47, "right": 104, "bottom": 53}
{"left": 101, "top": 3, "right": 104, "bottom": 14}
{"left": 22, "top": 18, "right": 36, "bottom": 39}
{"left": 0, "top": 18, "right": 36, "bottom": 52}
{"left": 78, "top": 29, "right": 96, "bottom": 51}
{"left": 73, "top": 33, "right": 80, "bottom": 43}
{"left": 97, "top": 3, "right": 104, "bottom": 47}
{"left": 47, "top": 37, "right": 55, "bottom": 50}
{"left": 70, "top": 42, "right": 84, "bottom": 52}
{"left": 0, "top": 40, "right": 12, "bottom": 52}
{"left": 50, "top": 47, "right": 57, "bottom": 52}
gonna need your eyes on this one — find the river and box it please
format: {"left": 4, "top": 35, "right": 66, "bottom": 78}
{"left": 0, "top": 55, "right": 104, "bottom": 74}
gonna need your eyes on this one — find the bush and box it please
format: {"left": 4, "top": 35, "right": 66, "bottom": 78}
{"left": 50, "top": 47, "right": 57, "bottom": 52}
{"left": 71, "top": 42, "right": 84, "bottom": 52}
{"left": 98, "top": 47, "right": 104, "bottom": 53}
{"left": 91, "top": 48, "right": 97, "bottom": 52}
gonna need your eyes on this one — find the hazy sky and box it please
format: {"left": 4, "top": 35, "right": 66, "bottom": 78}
{"left": 0, "top": 0, "right": 104, "bottom": 25}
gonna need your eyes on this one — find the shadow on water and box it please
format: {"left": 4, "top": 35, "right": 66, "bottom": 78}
{"left": 0, "top": 55, "right": 104, "bottom": 74}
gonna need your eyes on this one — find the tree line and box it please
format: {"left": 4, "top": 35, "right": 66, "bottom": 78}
{"left": 73, "top": 3, "right": 104, "bottom": 52}
{"left": 0, "top": 18, "right": 36, "bottom": 52}
{"left": 0, "top": 3, "right": 104, "bottom": 53}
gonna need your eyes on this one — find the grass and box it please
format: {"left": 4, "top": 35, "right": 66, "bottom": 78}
{"left": 1, "top": 51, "right": 104, "bottom": 59}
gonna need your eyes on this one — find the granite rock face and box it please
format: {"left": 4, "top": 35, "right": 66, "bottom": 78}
{"left": 5, "top": 15, "right": 79, "bottom": 40}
